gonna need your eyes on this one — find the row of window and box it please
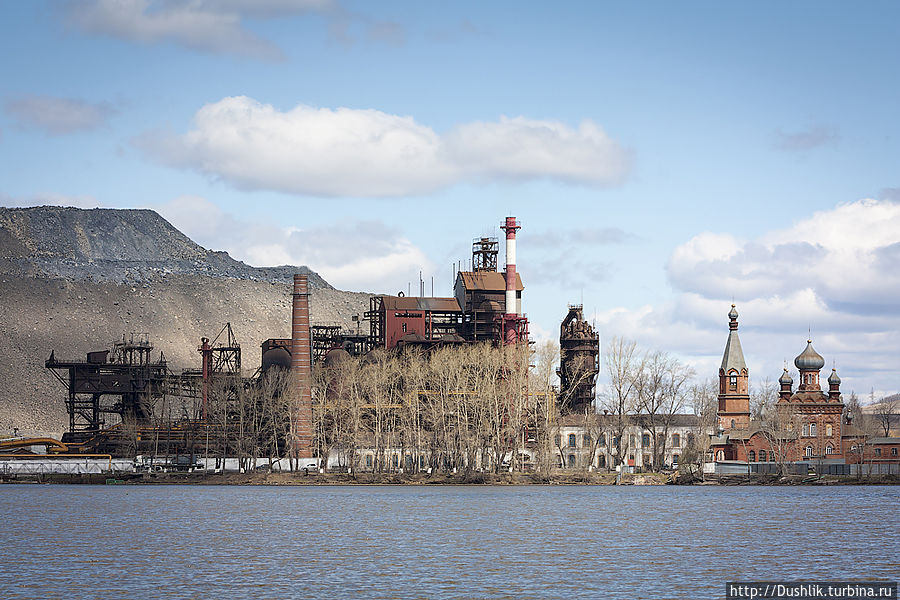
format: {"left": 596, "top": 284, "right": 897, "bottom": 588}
{"left": 363, "top": 454, "right": 427, "bottom": 469}
{"left": 800, "top": 423, "right": 835, "bottom": 437}
{"left": 803, "top": 444, "right": 835, "bottom": 458}
{"left": 557, "top": 432, "right": 694, "bottom": 449}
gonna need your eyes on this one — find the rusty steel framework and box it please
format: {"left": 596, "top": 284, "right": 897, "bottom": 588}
{"left": 46, "top": 333, "right": 170, "bottom": 446}
{"left": 472, "top": 237, "right": 499, "bottom": 272}
{"left": 45, "top": 325, "right": 265, "bottom": 457}
{"left": 557, "top": 305, "right": 600, "bottom": 414}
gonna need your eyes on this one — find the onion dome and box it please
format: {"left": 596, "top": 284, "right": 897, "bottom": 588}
{"left": 779, "top": 368, "right": 793, "bottom": 386}
{"left": 828, "top": 368, "right": 841, "bottom": 386}
{"left": 794, "top": 340, "right": 825, "bottom": 370}
{"left": 728, "top": 304, "right": 739, "bottom": 320}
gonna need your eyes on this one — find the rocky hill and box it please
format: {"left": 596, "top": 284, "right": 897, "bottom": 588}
{"left": 0, "top": 206, "right": 370, "bottom": 437}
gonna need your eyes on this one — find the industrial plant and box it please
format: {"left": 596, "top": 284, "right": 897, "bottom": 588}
{"left": 1, "top": 216, "right": 602, "bottom": 475}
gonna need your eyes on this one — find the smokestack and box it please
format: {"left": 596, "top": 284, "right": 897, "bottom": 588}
{"left": 291, "top": 274, "right": 314, "bottom": 459}
{"left": 501, "top": 216, "right": 520, "bottom": 316}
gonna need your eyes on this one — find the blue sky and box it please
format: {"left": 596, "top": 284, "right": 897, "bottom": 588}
{"left": 2, "top": 1, "right": 899, "bottom": 399}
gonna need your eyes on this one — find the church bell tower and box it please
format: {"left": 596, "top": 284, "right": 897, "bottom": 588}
{"left": 717, "top": 305, "right": 751, "bottom": 432}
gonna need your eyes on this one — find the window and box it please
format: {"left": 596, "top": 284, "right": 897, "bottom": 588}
{"left": 391, "top": 454, "right": 399, "bottom": 468}
{"left": 716, "top": 450, "right": 724, "bottom": 461}
{"left": 567, "top": 454, "right": 576, "bottom": 468}
{"left": 599, "top": 434, "right": 606, "bottom": 447}
{"left": 729, "top": 373, "right": 737, "bottom": 389}
{"left": 672, "top": 454, "right": 679, "bottom": 466}
{"left": 826, "top": 424, "right": 833, "bottom": 437}
{"left": 875, "top": 448, "right": 882, "bottom": 457}
{"left": 687, "top": 433, "right": 695, "bottom": 447}
{"left": 748, "top": 450, "right": 756, "bottom": 462}
{"left": 804, "top": 446, "right": 813, "bottom": 458}
{"left": 630, "top": 435, "right": 636, "bottom": 447}
{"left": 598, "top": 455, "right": 606, "bottom": 468}
{"left": 402, "top": 323, "right": 407, "bottom": 333}
{"left": 893, "top": 448, "right": 898, "bottom": 457}
{"left": 809, "top": 423, "right": 816, "bottom": 437}
{"left": 672, "top": 433, "right": 681, "bottom": 448}
{"left": 731, "top": 419, "right": 736, "bottom": 429}
{"left": 365, "top": 454, "right": 373, "bottom": 468}
{"left": 658, "top": 434, "right": 666, "bottom": 448}
{"left": 802, "top": 424, "right": 809, "bottom": 437}
{"left": 583, "top": 434, "right": 591, "bottom": 448}
{"left": 759, "top": 449, "right": 766, "bottom": 462}
{"left": 825, "top": 444, "right": 833, "bottom": 455}
{"left": 568, "top": 433, "right": 577, "bottom": 448}
{"left": 613, "top": 436, "right": 619, "bottom": 449}
{"left": 555, "top": 435, "right": 561, "bottom": 447}
{"left": 641, "top": 433, "right": 651, "bottom": 448}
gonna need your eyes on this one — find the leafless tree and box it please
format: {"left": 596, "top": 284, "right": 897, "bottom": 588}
{"left": 873, "top": 394, "right": 898, "bottom": 438}
{"left": 751, "top": 376, "right": 777, "bottom": 421}
{"left": 601, "top": 336, "right": 642, "bottom": 470}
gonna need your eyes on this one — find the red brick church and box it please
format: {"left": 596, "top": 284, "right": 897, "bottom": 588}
{"left": 709, "top": 306, "right": 849, "bottom": 466}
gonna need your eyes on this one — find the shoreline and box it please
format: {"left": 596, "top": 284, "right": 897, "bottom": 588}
{"left": 3, "top": 471, "right": 898, "bottom": 486}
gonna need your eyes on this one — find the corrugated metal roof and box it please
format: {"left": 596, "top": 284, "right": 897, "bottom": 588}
{"left": 378, "top": 296, "right": 462, "bottom": 312}
{"left": 457, "top": 271, "right": 524, "bottom": 291}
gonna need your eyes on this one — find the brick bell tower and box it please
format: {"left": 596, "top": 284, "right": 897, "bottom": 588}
{"left": 718, "top": 305, "right": 751, "bottom": 432}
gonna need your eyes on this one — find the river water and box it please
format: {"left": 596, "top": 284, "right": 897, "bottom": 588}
{"left": 1, "top": 484, "right": 897, "bottom": 599}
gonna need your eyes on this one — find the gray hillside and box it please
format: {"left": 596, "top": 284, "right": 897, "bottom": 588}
{"left": 0, "top": 206, "right": 331, "bottom": 288}
{"left": 0, "top": 206, "right": 369, "bottom": 438}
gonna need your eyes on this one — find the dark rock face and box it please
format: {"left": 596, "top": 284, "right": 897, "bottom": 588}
{"left": 0, "top": 206, "right": 369, "bottom": 437}
{"left": 0, "top": 206, "right": 332, "bottom": 288}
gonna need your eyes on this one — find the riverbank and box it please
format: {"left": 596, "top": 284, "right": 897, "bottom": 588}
{"left": 3, "top": 470, "right": 898, "bottom": 486}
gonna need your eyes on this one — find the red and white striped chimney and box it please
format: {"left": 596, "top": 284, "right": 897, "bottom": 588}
{"left": 291, "top": 274, "right": 314, "bottom": 459}
{"left": 501, "top": 216, "right": 520, "bottom": 316}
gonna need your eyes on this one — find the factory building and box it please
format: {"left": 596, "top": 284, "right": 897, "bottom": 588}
{"left": 363, "top": 216, "right": 528, "bottom": 350}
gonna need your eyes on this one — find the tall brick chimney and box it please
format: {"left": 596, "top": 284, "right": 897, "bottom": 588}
{"left": 290, "top": 274, "right": 314, "bottom": 460}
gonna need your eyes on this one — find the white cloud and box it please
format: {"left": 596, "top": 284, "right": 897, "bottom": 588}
{"left": 595, "top": 198, "right": 900, "bottom": 397}
{"left": 668, "top": 198, "right": 900, "bottom": 312}
{"left": 446, "top": 117, "right": 630, "bottom": 185}
{"left": 137, "top": 96, "right": 631, "bottom": 198}
{"left": 67, "top": 0, "right": 331, "bottom": 60}
{"left": 3, "top": 95, "right": 118, "bottom": 135}
{"left": 155, "top": 195, "right": 433, "bottom": 293}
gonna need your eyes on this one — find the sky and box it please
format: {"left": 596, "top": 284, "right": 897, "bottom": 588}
{"left": 1, "top": 1, "right": 899, "bottom": 400}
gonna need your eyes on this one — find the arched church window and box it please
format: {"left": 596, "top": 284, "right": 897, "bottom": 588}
{"left": 804, "top": 446, "right": 813, "bottom": 458}
{"left": 810, "top": 423, "right": 816, "bottom": 437}
{"left": 748, "top": 450, "right": 756, "bottom": 462}
{"left": 731, "top": 419, "right": 735, "bottom": 429}
{"left": 825, "top": 444, "right": 834, "bottom": 455}
{"left": 642, "top": 433, "right": 650, "bottom": 447}
{"left": 729, "top": 373, "right": 737, "bottom": 388}
{"left": 759, "top": 449, "right": 766, "bottom": 462}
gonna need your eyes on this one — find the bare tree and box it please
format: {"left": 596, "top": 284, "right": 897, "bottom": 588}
{"left": 530, "top": 340, "right": 559, "bottom": 476}
{"left": 873, "top": 394, "right": 898, "bottom": 438}
{"left": 601, "top": 337, "right": 642, "bottom": 471}
{"left": 751, "top": 376, "right": 777, "bottom": 421}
